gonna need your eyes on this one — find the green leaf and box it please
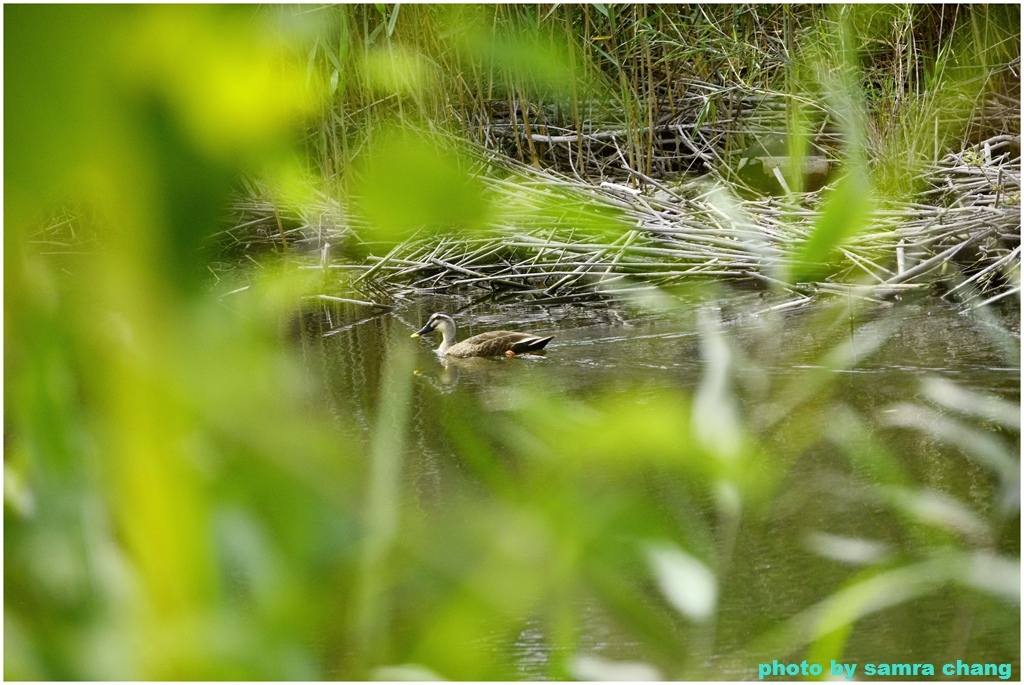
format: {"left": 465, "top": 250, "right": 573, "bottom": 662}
{"left": 338, "top": 11, "right": 350, "bottom": 68}
{"left": 386, "top": 4, "right": 400, "bottom": 37}
{"left": 646, "top": 543, "right": 717, "bottom": 621}
{"left": 789, "top": 168, "right": 872, "bottom": 282}
{"left": 352, "top": 130, "right": 490, "bottom": 240}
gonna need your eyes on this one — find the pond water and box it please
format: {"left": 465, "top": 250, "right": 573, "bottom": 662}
{"left": 296, "top": 286, "right": 1019, "bottom": 679}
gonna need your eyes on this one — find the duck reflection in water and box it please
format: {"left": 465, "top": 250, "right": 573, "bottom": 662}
{"left": 413, "top": 355, "right": 509, "bottom": 390}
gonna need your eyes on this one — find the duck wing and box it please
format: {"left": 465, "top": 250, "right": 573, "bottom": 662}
{"left": 448, "top": 330, "right": 554, "bottom": 357}
{"left": 507, "top": 334, "right": 554, "bottom": 354}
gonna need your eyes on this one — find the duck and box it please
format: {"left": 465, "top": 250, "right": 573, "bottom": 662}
{"left": 411, "top": 312, "right": 553, "bottom": 358}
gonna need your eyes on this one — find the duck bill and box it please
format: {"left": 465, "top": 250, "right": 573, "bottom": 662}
{"left": 412, "top": 323, "right": 434, "bottom": 337}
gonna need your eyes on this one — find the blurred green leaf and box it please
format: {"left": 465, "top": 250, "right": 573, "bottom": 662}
{"left": 124, "top": 6, "right": 313, "bottom": 160}
{"left": 353, "top": 130, "right": 491, "bottom": 239}
{"left": 351, "top": 338, "right": 416, "bottom": 668}
{"left": 457, "top": 22, "right": 579, "bottom": 97}
{"left": 4, "top": 5, "right": 112, "bottom": 209}
{"left": 882, "top": 402, "right": 1018, "bottom": 492}
{"left": 758, "top": 550, "right": 1019, "bottom": 658}
{"left": 570, "top": 654, "right": 661, "bottom": 681}
{"left": 386, "top": 4, "right": 400, "bottom": 38}
{"left": 646, "top": 543, "right": 717, "bottom": 622}
{"left": 805, "top": 533, "right": 892, "bottom": 566}
{"left": 362, "top": 46, "right": 433, "bottom": 97}
{"left": 883, "top": 487, "right": 990, "bottom": 544}
{"left": 693, "top": 310, "right": 744, "bottom": 460}
{"left": 788, "top": 168, "right": 873, "bottom": 282}
{"left": 920, "top": 376, "right": 1021, "bottom": 431}
{"left": 372, "top": 663, "right": 445, "bottom": 680}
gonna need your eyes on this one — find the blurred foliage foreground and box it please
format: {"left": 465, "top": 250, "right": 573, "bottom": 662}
{"left": 5, "top": 5, "right": 1020, "bottom": 681}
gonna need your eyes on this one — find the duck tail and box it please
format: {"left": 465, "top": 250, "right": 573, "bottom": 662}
{"left": 510, "top": 336, "right": 554, "bottom": 354}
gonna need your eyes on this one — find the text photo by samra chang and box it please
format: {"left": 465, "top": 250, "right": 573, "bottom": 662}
{"left": 760, "top": 659, "right": 1015, "bottom": 680}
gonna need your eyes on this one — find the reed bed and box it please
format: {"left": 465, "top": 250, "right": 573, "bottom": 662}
{"left": 482, "top": 77, "right": 1021, "bottom": 187}
{"left": 215, "top": 5, "right": 1019, "bottom": 314}
{"left": 221, "top": 130, "right": 1019, "bottom": 311}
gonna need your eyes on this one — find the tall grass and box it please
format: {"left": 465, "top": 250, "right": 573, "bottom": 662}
{"left": 297, "top": 5, "right": 1016, "bottom": 186}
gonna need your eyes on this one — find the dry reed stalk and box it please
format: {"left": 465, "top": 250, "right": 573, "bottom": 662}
{"left": 222, "top": 130, "right": 1019, "bottom": 311}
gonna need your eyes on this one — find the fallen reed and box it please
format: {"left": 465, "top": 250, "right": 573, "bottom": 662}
{"left": 220, "top": 131, "right": 1019, "bottom": 310}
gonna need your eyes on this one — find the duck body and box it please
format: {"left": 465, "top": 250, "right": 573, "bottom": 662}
{"left": 412, "top": 312, "right": 553, "bottom": 358}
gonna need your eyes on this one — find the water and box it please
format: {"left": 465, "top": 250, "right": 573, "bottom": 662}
{"left": 297, "top": 286, "right": 1020, "bottom": 679}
